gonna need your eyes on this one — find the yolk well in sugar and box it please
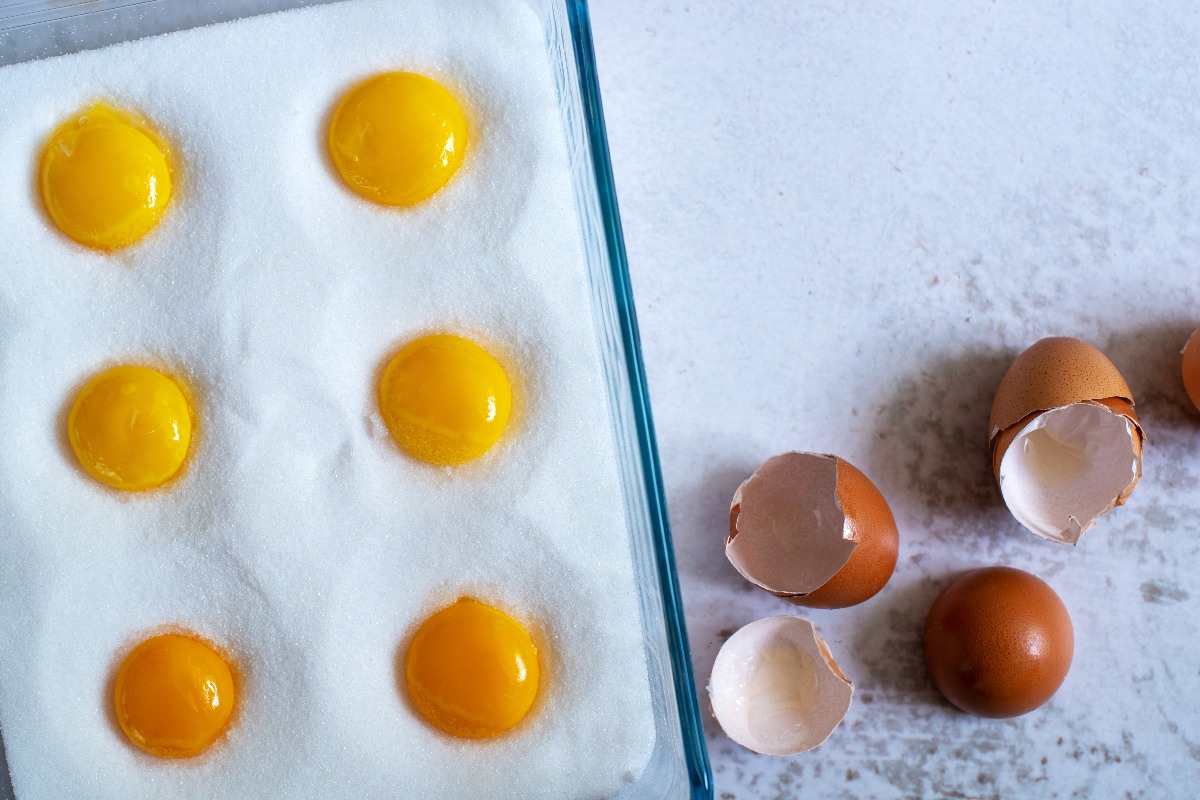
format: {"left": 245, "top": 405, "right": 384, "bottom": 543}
{"left": 378, "top": 333, "right": 513, "bottom": 466}
{"left": 38, "top": 104, "right": 173, "bottom": 251}
{"left": 112, "top": 632, "right": 237, "bottom": 759}
{"left": 67, "top": 364, "right": 194, "bottom": 492}
{"left": 405, "top": 598, "right": 541, "bottom": 739}
{"left": 328, "top": 71, "right": 468, "bottom": 206}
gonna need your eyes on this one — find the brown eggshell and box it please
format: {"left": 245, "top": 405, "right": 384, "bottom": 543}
{"left": 1183, "top": 330, "right": 1200, "bottom": 413}
{"left": 989, "top": 339, "right": 1145, "bottom": 537}
{"left": 799, "top": 459, "right": 899, "bottom": 609}
{"left": 989, "top": 337, "right": 1134, "bottom": 442}
{"left": 726, "top": 452, "right": 899, "bottom": 609}
{"left": 923, "top": 566, "right": 1073, "bottom": 718}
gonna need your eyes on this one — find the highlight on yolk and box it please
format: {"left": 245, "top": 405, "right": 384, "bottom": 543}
{"left": 378, "top": 333, "right": 512, "bottom": 466}
{"left": 113, "top": 632, "right": 236, "bottom": 759}
{"left": 404, "top": 598, "right": 540, "bottom": 739}
{"left": 67, "top": 365, "right": 193, "bottom": 491}
{"left": 327, "top": 71, "right": 468, "bottom": 206}
{"left": 39, "top": 104, "right": 173, "bottom": 250}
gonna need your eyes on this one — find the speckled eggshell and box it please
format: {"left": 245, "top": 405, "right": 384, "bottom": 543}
{"left": 989, "top": 336, "right": 1134, "bottom": 440}
{"left": 1183, "top": 330, "right": 1200, "bottom": 413}
{"left": 988, "top": 337, "right": 1144, "bottom": 493}
{"left": 797, "top": 458, "right": 899, "bottom": 609}
{"left": 923, "top": 566, "right": 1074, "bottom": 718}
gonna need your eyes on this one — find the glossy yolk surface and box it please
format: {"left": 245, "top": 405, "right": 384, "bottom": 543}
{"left": 328, "top": 71, "right": 468, "bottom": 206}
{"left": 68, "top": 365, "right": 193, "bottom": 491}
{"left": 113, "top": 633, "right": 236, "bottom": 759}
{"left": 378, "top": 334, "right": 511, "bottom": 466}
{"left": 405, "top": 598, "right": 540, "bottom": 739}
{"left": 39, "top": 104, "right": 172, "bottom": 250}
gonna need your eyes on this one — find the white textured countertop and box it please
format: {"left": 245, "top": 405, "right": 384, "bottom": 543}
{"left": 591, "top": 1, "right": 1200, "bottom": 797}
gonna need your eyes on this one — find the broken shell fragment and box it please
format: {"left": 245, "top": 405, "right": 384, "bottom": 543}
{"left": 726, "top": 452, "right": 899, "bottom": 609}
{"left": 1183, "top": 330, "right": 1200, "bottom": 413}
{"left": 709, "top": 616, "right": 853, "bottom": 756}
{"left": 989, "top": 337, "right": 1144, "bottom": 545}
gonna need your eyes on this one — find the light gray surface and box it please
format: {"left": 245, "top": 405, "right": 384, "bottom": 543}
{"left": 591, "top": 1, "right": 1200, "bottom": 798}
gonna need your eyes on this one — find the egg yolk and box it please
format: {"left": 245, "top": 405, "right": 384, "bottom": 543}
{"left": 327, "top": 71, "right": 468, "bottom": 206}
{"left": 378, "top": 334, "right": 512, "bottom": 466}
{"left": 405, "top": 598, "right": 540, "bottom": 739}
{"left": 113, "top": 632, "right": 236, "bottom": 759}
{"left": 68, "top": 365, "right": 193, "bottom": 491}
{"left": 39, "top": 104, "right": 173, "bottom": 250}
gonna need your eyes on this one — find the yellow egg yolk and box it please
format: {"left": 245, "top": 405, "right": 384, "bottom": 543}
{"left": 378, "top": 334, "right": 511, "bottom": 466}
{"left": 113, "top": 632, "right": 236, "bottom": 759}
{"left": 68, "top": 365, "right": 193, "bottom": 491}
{"left": 39, "top": 104, "right": 173, "bottom": 250}
{"left": 405, "top": 598, "right": 540, "bottom": 739}
{"left": 328, "top": 72, "right": 468, "bottom": 206}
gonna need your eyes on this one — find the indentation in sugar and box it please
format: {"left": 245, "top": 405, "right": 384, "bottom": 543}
{"left": 317, "top": 505, "right": 651, "bottom": 800}
{"left": 27, "top": 537, "right": 316, "bottom": 797}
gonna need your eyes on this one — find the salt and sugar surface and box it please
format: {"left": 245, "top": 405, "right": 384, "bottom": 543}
{"left": 0, "top": 1, "right": 656, "bottom": 797}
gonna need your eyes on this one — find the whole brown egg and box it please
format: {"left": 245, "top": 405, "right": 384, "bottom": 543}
{"left": 1184, "top": 330, "right": 1200, "bottom": 413}
{"left": 923, "top": 566, "right": 1073, "bottom": 718}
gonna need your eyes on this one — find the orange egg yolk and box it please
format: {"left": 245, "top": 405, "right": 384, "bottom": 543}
{"left": 328, "top": 71, "right": 468, "bottom": 206}
{"left": 113, "top": 633, "right": 236, "bottom": 759}
{"left": 39, "top": 104, "right": 173, "bottom": 250}
{"left": 68, "top": 365, "right": 193, "bottom": 491}
{"left": 405, "top": 598, "right": 540, "bottom": 739}
{"left": 378, "top": 333, "right": 511, "bottom": 466}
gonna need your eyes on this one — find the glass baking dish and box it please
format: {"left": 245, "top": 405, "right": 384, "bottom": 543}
{"left": 0, "top": 0, "right": 711, "bottom": 798}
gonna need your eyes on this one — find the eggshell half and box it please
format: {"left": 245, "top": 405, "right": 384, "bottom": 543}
{"left": 989, "top": 338, "right": 1144, "bottom": 544}
{"left": 1183, "top": 330, "right": 1200, "bottom": 413}
{"left": 709, "top": 616, "right": 853, "bottom": 756}
{"left": 726, "top": 452, "right": 898, "bottom": 608}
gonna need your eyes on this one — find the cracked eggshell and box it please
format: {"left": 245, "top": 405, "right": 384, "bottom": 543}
{"left": 989, "top": 337, "right": 1145, "bottom": 545}
{"left": 709, "top": 616, "right": 853, "bottom": 756}
{"left": 988, "top": 337, "right": 1136, "bottom": 438}
{"left": 726, "top": 452, "right": 898, "bottom": 609}
{"left": 1183, "top": 330, "right": 1200, "bottom": 413}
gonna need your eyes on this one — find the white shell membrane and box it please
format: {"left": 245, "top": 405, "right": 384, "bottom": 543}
{"left": 998, "top": 403, "right": 1139, "bottom": 544}
{"left": 708, "top": 616, "right": 853, "bottom": 756}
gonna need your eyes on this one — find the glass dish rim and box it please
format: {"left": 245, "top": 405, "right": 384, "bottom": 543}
{"left": 562, "top": 3, "right": 711, "bottom": 797}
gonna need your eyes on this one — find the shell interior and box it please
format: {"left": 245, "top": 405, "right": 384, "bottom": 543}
{"left": 708, "top": 616, "right": 853, "bottom": 756}
{"left": 726, "top": 452, "right": 854, "bottom": 596}
{"left": 998, "top": 402, "right": 1139, "bottom": 544}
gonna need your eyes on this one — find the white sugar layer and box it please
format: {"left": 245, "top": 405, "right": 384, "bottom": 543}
{"left": 0, "top": 1, "right": 655, "bottom": 797}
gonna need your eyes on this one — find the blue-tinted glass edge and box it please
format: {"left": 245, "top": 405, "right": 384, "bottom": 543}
{"left": 564, "top": 3, "right": 713, "bottom": 798}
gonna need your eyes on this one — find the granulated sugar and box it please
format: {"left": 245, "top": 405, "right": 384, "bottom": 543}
{"left": 0, "top": 1, "right": 655, "bottom": 797}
